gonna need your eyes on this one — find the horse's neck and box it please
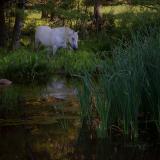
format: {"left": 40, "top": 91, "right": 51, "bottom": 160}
{"left": 64, "top": 27, "right": 71, "bottom": 44}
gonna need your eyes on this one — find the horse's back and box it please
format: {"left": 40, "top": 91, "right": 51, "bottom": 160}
{"left": 35, "top": 26, "right": 51, "bottom": 36}
{"left": 52, "top": 27, "right": 72, "bottom": 35}
{"left": 50, "top": 27, "right": 67, "bottom": 45}
{"left": 35, "top": 26, "right": 52, "bottom": 46}
{"left": 51, "top": 27, "right": 66, "bottom": 36}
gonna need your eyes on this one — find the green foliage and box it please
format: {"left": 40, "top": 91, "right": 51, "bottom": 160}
{"left": 0, "top": 46, "right": 99, "bottom": 83}
{"left": 52, "top": 49, "right": 99, "bottom": 75}
{"left": 78, "top": 74, "right": 93, "bottom": 120}
{"left": 114, "top": 10, "right": 160, "bottom": 40}
{"left": 79, "top": 27, "right": 160, "bottom": 139}
{"left": 0, "top": 48, "right": 53, "bottom": 83}
{"left": 55, "top": 9, "right": 89, "bottom": 21}
{"left": 130, "top": 0, "right": 160, "bottom": 5}
{"left": 0, "top": 86, "right": 23, "bottom": 117}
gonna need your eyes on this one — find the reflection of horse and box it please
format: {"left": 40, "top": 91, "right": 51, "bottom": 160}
{"left": 35, "top": 26, "right": 79, "bottom": 55}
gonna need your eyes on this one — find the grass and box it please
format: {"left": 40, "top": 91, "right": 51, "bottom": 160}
{"left": 0, "top": 86, "right": 24, "bottom": 118}
{"left": 89, "top": 4, "right": 156, "bottom": 15}
{"left": 0, "top": 46, "right": 99, "bottom": 83}
{"left": 79, "top": 26, "right": 160, "bottom": 139}
{"left": 0, "top": 48, "right": 53, "bottom": 83}
{"left": 51, "top": 49, "right": 99, "bottom": 75}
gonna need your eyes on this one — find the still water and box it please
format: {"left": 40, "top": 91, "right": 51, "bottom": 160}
{"left": 0, "top": 77, "right": 160, "bottom": 160}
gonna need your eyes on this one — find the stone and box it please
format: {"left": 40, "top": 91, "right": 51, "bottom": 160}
{"left": 0, "top": 79, "right": 12, "bottom": 85}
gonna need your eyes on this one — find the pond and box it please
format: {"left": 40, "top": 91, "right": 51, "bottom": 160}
{"left": 0, "top": 77, "right": 160, "bottom": 160}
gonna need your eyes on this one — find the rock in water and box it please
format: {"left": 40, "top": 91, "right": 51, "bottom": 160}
{"left": 0, "top": 79, "right": 12, "bottom": 85}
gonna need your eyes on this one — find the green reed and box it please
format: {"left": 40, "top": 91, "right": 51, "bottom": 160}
{"left": 0, "top": 86, "right": 23, "bottom": 117}
{"left": 79, "top": 27, "right": 160, "bottom": 139}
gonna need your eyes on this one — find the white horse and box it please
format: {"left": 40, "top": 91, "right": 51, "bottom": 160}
{"left": 35, "top": 26, "right": 78, "bottom": 55}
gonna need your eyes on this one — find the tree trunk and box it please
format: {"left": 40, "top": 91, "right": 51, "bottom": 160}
{"left": 11, "top": 0, "right": 25, "bottom": 50}
{"left": 41, "top": 10, "right": 48, "bottom": 19}
{"left": 93, "top": 0, "right": 102, "bottom": 32}
{"left": 0, "top": 2, "right": 7, "bottom": 48}
{"left": 41, "top": 0, "right": 48, "bottom": 19}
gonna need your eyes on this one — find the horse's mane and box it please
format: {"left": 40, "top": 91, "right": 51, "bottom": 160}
{"left": 64, "top": 26, "right": 75, "bottom": 34}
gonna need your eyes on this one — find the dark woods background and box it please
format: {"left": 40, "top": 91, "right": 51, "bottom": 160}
{"left": 1, "top": 0, "right": 158, "bottom": 50}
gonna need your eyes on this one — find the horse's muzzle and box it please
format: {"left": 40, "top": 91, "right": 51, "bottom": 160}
{"left": 71, "top": 44, "right": 78, "bottom": 51}
{"left": 73, "top": 47, "right": 78, "bottom": 51}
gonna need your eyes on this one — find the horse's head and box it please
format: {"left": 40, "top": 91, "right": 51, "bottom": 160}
{"left": 68, "top": 30, "right": 79, "bottom": 50}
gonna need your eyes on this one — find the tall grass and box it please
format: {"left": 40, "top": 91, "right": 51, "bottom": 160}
{"left": 0, "top": 86, "right": 23, "bottom": 117}
{"left": 0, "top": 46, "right": 100, "bottom": 84}
{"left": 79, "top": 27, "right": 160, "bottom": 139}
{"left": 0, "top": 48, "right": 53, "bottom": 83}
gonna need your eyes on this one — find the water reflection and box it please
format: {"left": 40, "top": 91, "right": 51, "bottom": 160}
{"left": 0, "top": 78, "right": 160, "bottom": 160}
{"left": 0, "top": 77, "right": 80, "bottom": 160}
{"left": 72, "top": 120, "right": 160, "bottom": 160}
{"left": 44, "top": 79, "right": 78, "bottom": 100}
{"left": 0, "top": 123, "right": 79, "bottom": 160}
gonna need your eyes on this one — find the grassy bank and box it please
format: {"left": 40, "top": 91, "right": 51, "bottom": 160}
{"left": 0, "top": 47, "right": 98, "bottom": 83}
{"left": 0, "top": 49, "right": 53, "bottom": 83}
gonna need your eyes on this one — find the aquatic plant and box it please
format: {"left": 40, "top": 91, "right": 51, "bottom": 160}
{"left": 0, "top": 86, "right": 23, "bottom": 117}
{"left": 78, "top": 74, "right": 93, "bottom": 120}
{"left": 79, "top": 27, "right": 160, "bottom": 139}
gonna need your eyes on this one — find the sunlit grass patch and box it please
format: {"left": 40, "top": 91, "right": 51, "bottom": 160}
{"left": 23, "top": 10, "right": 49, "bottom": 36}
{"left": 25, "top": 10, "right": 41, "bottom": 19}
{"left": 52, "top": 49, "right": 99, "bottom": 75}
{"left": 88, "top": 4, "right": 156, "bottom": 15}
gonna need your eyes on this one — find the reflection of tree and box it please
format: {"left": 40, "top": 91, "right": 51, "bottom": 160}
{"left": 23, "top": 123, "right": 79, "bottom": 160}
{"left": 0, "top": 120, "right": 160, "bottom": 160}
{"left": 73, "top": 118, "right": 97, "bottom": 160}
{"left": 72, "top": 117, "right": 160, "bottom": 160}
{"left": 0, "top": 126, "right": 27, "bottom": 160}
{"left": 24, "top": 126, "right": 52, "bottom": 160}
{"left": 26, "top": 142, "right": 52, "bottom": 160}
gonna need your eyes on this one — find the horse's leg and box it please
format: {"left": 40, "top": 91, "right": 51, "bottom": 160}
{"left": 69, "top": 46, "right": 73, "bottom": 51}
{"left": 35, "top": 38, "right": 40, "bottom": 52}
{"left": 46, "top": 47, "right": 52, "bottom": 53}
{"left": 52, "top": 45, "right": 57, "bottom": 56}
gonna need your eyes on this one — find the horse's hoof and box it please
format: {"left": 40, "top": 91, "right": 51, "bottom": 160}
{"left": 0, "top": 79, "right": 12, "bottom": 85}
